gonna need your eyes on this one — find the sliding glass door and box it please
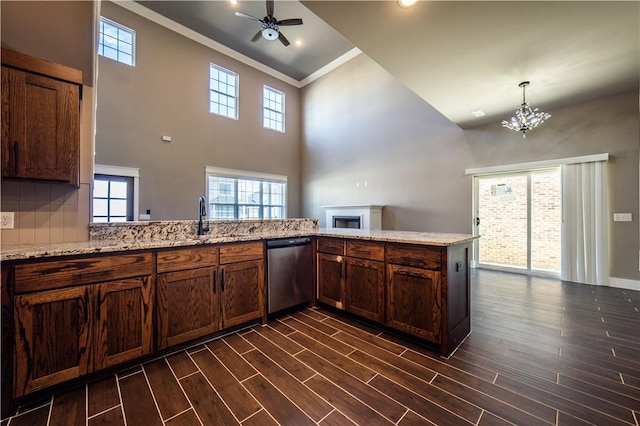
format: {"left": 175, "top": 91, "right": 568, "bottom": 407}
{"left": 473, "top": 168, "right": 561, "bottom": 275}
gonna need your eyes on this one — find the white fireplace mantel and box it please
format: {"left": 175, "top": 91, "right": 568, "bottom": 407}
{"left": 322, "top": 205, "right": 384, "bottom": 230}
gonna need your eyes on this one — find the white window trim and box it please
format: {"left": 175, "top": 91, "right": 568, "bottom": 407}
{"left": 94, "top": 164, "right": 140, "bottom": 221}
{"left": 263, "top": 85, "right": 285, "bottom": 133}
{"left": 99, "top": 16, "right": 136, "bottom": 66}
{"left": 205, "top": 166, "right": 288, "bottom": 219}
{"left": 465, "top": 153, "right": 609, "bottom": 176}
{"left": 209, "top": 63, "right": 239, "bottom": 120}
{"left": 205, "top": 166, "right": 287, "bottom": 183}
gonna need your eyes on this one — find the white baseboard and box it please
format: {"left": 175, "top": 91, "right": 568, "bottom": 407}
{"left": 609, "top": 277, "right": 640, "bottom": 291}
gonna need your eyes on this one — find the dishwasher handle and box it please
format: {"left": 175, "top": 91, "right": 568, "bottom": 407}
{"left": 266, "top": 237, "right": 312, "bottom": 249}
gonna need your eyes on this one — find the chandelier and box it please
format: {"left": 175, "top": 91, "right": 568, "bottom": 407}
{"left": 501, "top": 81, "right": 551, "bottom": 138}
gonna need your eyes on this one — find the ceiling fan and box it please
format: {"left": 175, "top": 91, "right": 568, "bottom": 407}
{"left": 235, "top": 0, "right": 303, "bottom": 47}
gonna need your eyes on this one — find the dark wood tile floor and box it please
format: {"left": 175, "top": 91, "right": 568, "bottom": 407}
{"left": 4, "top": 270, "right": 640, "bottom": 425}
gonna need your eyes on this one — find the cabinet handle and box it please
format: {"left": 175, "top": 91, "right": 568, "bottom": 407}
{"left": 83, "top": 289, "right": 88, "bottom": 324}
{"left": 13, "top": 142, "right": 18, "bottom": 174}
{"left": 403, "top": 271, "right": 425, "bottom": 280}
{"left": 96, "top": 288, "right": 101, "bottom": 320}
{"left": 221, "top": 270, "right": 225, "bottom": 292}
{"left": 213, "top": 271, "right": 217, "bottom": 294}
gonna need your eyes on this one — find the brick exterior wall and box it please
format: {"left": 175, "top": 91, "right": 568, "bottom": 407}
{"left": 478, "top": 170, "right": 561, "bottom": 272}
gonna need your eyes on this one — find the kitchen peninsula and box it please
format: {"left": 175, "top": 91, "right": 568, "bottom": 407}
{"left": 1, "top": 219, "right": 475, "bottom": 414}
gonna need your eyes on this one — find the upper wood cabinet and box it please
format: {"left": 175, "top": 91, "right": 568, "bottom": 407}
{"left": 1, "top": 49, "right": 82, "bottom": 186}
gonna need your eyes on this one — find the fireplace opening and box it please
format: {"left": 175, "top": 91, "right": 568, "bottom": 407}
{"left": 333, "top": 216, "right": 361, "bottom": 229}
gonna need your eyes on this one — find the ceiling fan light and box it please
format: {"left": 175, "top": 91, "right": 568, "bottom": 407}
{"left": 262, "top": 27, "right": 279, "bottom": 40}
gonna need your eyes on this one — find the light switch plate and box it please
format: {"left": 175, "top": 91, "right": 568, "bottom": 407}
{"left": 1, "top": 212, "right": 14, "bottom": 229}
{"left": 613, "top": 213, "right": 632, "bottom": 222}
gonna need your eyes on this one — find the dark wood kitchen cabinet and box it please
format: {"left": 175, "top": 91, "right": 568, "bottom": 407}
{"left": 386, "top": 263, "right": 442, "bottom": 342}
{"left": 219, "top": 242, "right": 265, "bottom": 328}
{"left": 386, "top": 242, "right": 471, "bottom": 356}
{"left": 344, "top": 241, "right": 385, "bottom": 323}
{"left": 11, "top": 252, "right": 153, "bottom": 397}
{"left": 1, "top": 49, "right": 81, "bottom": 186}
{"left": 316, "top": 238, "right": 345, "bottom": 308}
{"left": 157, "top": 246, "right": 220, "bottom": 349}
{"left": 157, "top": 243, "right": 264, "bottom": 348}
{"left": 317, "top": 238, "right": 385, "bottom": 323}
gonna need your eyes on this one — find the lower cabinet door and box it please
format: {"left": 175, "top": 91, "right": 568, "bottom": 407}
{"left": 386, "top": 264, "right": 442, "bottom": 343}
{"left": 317, "top": 253, "right": 344, "bottom": 309}
{"left": 14, "top": 286, "right": 91, "bottom": 397}
{"left": 94, "top": 276, "right": 154, "bottom": 369}
{"left": 157, "top": 268, "right": 219, "bottom": 349}
{"left": 220, "top": 260, "right": 264, "bottom": 328}
{"left": 344, "top": 258, "right": 384, "bottom": 323}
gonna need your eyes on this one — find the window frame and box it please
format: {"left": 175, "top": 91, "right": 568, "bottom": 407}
{"left": 209, "top": 63, "right": 239, "bottom": 120}
{"left": 263, "top": 85, "right": 285, "bottom": 133}
{"left": 98, "top": 16, "right": 136, "bottom": 66}
{"left": 205, "top": 166, "right": 287, "bottom": 220}
{"left": 93, "top": 165, "right": 140, "bottom": 222}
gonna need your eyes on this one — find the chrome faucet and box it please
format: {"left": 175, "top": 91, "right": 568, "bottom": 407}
{"left": 198, "top": 195, "right": 209, "bottom": 235}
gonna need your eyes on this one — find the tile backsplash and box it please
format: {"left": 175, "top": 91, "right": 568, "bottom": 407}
{"left": 0, "top": 180, "right": 90, "bottom": 246}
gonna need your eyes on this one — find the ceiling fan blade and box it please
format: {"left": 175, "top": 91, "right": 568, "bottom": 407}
{"left": 266, "top": 0, "right": 274, "bottom": 17}
{"left": 250, "top": 30, "right": 263, "bottom": 42}
{"left": 278, "top": 31, "right": 290, "bottom": 47}
{"left": 235, "top": 11, "right": 262, "bottom": 23}
{"left": 276, "top": 18, "right": 303, "bottom": 26}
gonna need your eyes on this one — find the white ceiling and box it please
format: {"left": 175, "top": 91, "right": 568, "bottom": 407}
{"left": 133, "top": 1, "right": 639, "bottom": 129}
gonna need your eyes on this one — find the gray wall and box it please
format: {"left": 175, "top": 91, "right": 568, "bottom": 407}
{"left": 301, "top": 54, "right": 473, "bottom": 233}
{"left": 301, "top": 53, "right": 639, "bottom": 281}
{"left": 96, "top": 2, "right": 302, "bottom": 220}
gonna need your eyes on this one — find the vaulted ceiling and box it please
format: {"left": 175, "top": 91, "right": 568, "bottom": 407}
{"left": 133, "top": 1, "right": 639, "bottom": 129}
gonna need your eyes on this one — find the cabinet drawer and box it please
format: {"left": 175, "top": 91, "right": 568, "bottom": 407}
{"left": 346, "top": 240, "right": 384, "bottom": 261}
{"left": 317, "top": 238, "right": 345, "bottom": 255}
{"left": 219, "top": 242, "right": 263, "bottom": 264}
{"left": 386, "top": 245, "right": 442, "bottom": 270}
{"left": 157, "top": 246, "right": 218, "bottom": 273}
{"left": 14, "top": 252, "right": 153, "bottom": 294}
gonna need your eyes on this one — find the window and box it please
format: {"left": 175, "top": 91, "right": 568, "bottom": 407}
{"left": 206, "top": 167, "right": 287, "bottom": 220}
{"left": 93, "top": 175, "right": 134, "bottom": 222}
{"left": 98, "top": 17, "right": 135, "bottom": 66}
{"left": 93, "top": 165, "right": 140, "bottom": 222}
{"left": 210, "top": 64, "right": 238, "bottom": 119}
{"left": 263, "top": 86, "right": 285, "bottom": 132}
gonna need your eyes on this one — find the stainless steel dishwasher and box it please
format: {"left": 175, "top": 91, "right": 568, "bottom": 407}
{"left": 267, "top": 237, "right": 313, "bottom": 314}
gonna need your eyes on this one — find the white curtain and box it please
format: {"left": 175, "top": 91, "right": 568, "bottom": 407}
{"left": 561, "top": 161, "right": 609, "bottom": 285}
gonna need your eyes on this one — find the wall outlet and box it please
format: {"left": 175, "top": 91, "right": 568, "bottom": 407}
{"left": 613, "top": 213, "right": 632, "bottom": 222}
{"left": 1, "top": 212, "right": 14, "bottom": 229}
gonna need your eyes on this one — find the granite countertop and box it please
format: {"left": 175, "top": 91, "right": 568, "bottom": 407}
{"left": 1, "top": 229, "right": 477, "bottom": 262}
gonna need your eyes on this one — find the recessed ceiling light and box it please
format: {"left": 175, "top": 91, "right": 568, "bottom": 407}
{"left": 398, "top": 0, "right": 419, "bottom": 8}
{"left": 229, "top": 0, "right": 237, "bottom": 5}
{"left": 295, "top": 40, "right": 303, "bottom": 47}
{"left": 471, "top": 109, "right": 486, "bottom": 117}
